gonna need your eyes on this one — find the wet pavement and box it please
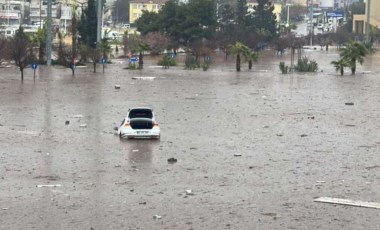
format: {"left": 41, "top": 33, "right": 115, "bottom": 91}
{"left": 1, "top": 49, "right": 380, "bottom": 229}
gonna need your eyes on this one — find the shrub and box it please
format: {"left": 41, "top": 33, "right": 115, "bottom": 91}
{"left": 295, "top": 57, "right": 318, "bottom": 72}
{"left": 185, "top": 56, "right": 198, "bottom": 70}
{"left": 128, "top": 63, "right": 137, "bottom": 70}
{"left": 279, "top": 62, "right": 290, "bottom": 74}
{"left": 158, "top": 55, "right": 176, "bottom": 69}
{"left": 201, "top": 63, "right": 209, "bottom": 71}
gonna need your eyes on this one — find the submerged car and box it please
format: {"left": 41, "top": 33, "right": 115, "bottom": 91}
{"left": 117, "top": 107, "right": 160, "bottom": 139}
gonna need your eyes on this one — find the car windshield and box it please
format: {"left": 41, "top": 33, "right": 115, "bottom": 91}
{"left": 129, "top": 109, "right": 153, "bottom": 119}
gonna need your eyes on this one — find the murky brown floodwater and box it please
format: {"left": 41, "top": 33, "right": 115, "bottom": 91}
{"left": 1, "top": 48, "right": 380, "bottom": 229}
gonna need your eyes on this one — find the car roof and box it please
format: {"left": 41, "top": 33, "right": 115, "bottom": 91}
{"left": 129, "top": 107, "right": 153, "bottom": 111}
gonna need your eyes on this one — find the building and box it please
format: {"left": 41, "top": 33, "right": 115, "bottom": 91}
{"left": 246, "top": 0, "right": 283, "bottom": 22}
{"left": 128, "top": 0, "right": 283, "bottom": 24}
{"left": 29, "top": 0, "right": 59, "bottom": 26}
{"left": 353, "top": 0, "right": 380, "bottom": 34}
{"left": 288, "top": 0, "right": 307, "bottom": 6}
{"left": 129, "top": 0, "right": 167, "bottom": 23}
{"left": 0, "top": 0, "right": 23, "bottom": 26}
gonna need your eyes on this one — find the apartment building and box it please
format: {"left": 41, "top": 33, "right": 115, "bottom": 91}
{"left": 29, "top": 0, "right": 59, "bottom": 26}
{"left": 129, "top": 0, "right": 167, "bottom": 23}
{"left": 353, "top": 0, "right": 380, "bottom": 34}
{"left": 0, "top": 0, "right": 23, "bottom": 26}
{"left": 247, "top": 0, "right": 283, "bottom": 22}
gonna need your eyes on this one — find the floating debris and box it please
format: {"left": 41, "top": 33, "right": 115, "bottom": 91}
{"left": 314, "top": 197, "right": 380, "bottom": 209}
{"left": 37, "top": 184, "right": 62, "bottom": 188}
{"left": 132, "top": 77, "right": 156, "bottom": 80}
{"left": 167, "top": 158, "right": 178, "bottom": 164}
{"left": 153, "top": 215, "right": 162, "bottom": 220}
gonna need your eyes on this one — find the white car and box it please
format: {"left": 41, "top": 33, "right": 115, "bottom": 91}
{"left": 117, "top": 107, "right": 160, "bottom": 139}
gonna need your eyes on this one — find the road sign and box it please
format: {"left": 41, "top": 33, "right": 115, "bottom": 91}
{"left": 129, "top": 57, "right": 139, "bottom": 63}
{"left": 31, "top": 63, "right": 38, "bottom": 70}
{"left": 327, "top": 11, "right": 344, "bottom": 17}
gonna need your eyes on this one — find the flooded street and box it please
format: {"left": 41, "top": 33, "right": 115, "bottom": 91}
{"left": 1, "top": 49, "right": 380, "bottom": 229}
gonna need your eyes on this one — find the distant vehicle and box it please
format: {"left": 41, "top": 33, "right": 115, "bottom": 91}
{"left": 117, "top": 107, "right": 160, "bottom": 139}
{"left": 105, "top": 30, "right": 121, "bottom": 40}
{"left": 121, "top": 24, "right": 130, "bottom": 29}
{"left": 317, "top": 23, "right": 324, "bottom": 30}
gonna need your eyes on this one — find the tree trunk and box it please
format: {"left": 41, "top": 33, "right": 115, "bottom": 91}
{"left": 326, "top": 44, "right": 329, "bottom": 51}
{"left": 93, "top": 62, "right": 96, "bottom": 73}
{"left": 248, "top": 60, "right": 252, "bottom": 70}
{"left": 236, "top": 54, "right": 240, "bottom": 72}
{"left": 39, "top": 44, "right": 44, "bottom": 64}
{"left": 351, "top": 59, "right": 356, "bottom": 75}
{"left": 21, "top": 68, "right": 24, "bottom": 81}
{"left": 138, "top": 52, "right": 143, "bottom": 69}
{"left": 340, "top": 67, "right": 344, "bottom": 76}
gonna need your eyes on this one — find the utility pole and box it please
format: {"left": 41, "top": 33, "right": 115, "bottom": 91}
{"left": 366, "top": 0, "right": 371, "bottom": 43}
{"left": 46, "top": 0, "right": 52, "bottom": 66}
{"left": 97, "top": 0, "right": 102, "bottom": 45}
{"left": 309, "top": 0, "right": 314, "bottom": 46}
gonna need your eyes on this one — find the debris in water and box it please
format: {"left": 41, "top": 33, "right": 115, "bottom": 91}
{"left": 79, "top": 124, "right": 87, "bottom": 128}
{"left": 132, "top": 149, "right": 139, "bottom": 152}
{"left": 132, "top": 77, "right": 156, "bottom": 80}
{"left": 37, "top": 184, "right": 62, "bottom": 188}
{"left": 345, "top": 102, "right": 354, "bottom": 106}
{"left": 153, "top": 215, "right": 162, "bottom": 220}
{"left": 167, "top": 158, "right": 178, "bottom": 164}
{"left": 73, "top": 115, "right": 83, "bottom": 118}
{"left": 185, "top": 190, "right": 194, "bottom": 195}
{"left": 65, "top": 120, "right": 70, "bottom": 125}
{"left": 314, "top": 197, "right": 380, "bottom": 209}
{"left": 234, "top": 153, "right": 242, "bottom": 157}
{"left": 300, "top": 134, "right": 308, "bottom": 137}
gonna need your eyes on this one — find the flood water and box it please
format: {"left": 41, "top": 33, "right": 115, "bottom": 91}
{"left": 0, "top": 48, "right": 380, "bottom": 229}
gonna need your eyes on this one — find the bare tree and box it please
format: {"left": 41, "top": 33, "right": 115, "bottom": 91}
{"left": 60, "top": 46, "right": 76, "bottom": 75}
{"left": 8, "top": 27, "right": 36, "bottom": 80}
{"left": 143, "top": 32, "right": 171, "bottom": 55}
{"left": 89, "top": 47, "right": 101, "bottom": 72}
{"left": 0, "top": 38, "right": 8, "bottom": 62}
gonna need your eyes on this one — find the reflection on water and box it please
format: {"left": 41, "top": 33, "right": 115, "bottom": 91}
{"left": 121, "top": 139, "right": 159, "bottom": 166}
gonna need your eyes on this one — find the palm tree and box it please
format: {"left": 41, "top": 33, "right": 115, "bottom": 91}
{"left": 244, "top": 49, "right": 258, "bottom": 70}
{"left": 331, "top": 58, "right": 348, "bottom": 76}
{"left": 138, "top": 42, "right": 150, "bottom": 69}
{"left": 33, "top": 24, "right": 47, "bottom": 64}
{"left": 229, "top": 42, "right": 249, "bottom": 72}
{"left": 339, "top": 40, "right": 368, "bottom": 75}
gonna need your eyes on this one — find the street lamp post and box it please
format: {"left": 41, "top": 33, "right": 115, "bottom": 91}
{"left": 366, "top": 0, "right": 371, "bottom": 43}
{"left": 309, "top": 0, "right": 314, "bottom": 46}
{"left": 46, "top": 0, "right": 52, "bottom": 65}
{"left": 286, "top": 4, "right": 291, "bottom": 28}
{"left": 96, "top": 0, "right": 102, "bottom": 44}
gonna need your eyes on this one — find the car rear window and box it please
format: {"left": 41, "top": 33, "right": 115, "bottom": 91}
{"left": 129, "top": 109, "right": 153, "bottom": 119}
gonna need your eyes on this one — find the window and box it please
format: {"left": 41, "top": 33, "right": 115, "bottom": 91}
{"left": 133, "top": 4, "right": 137, "bottom": 9}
